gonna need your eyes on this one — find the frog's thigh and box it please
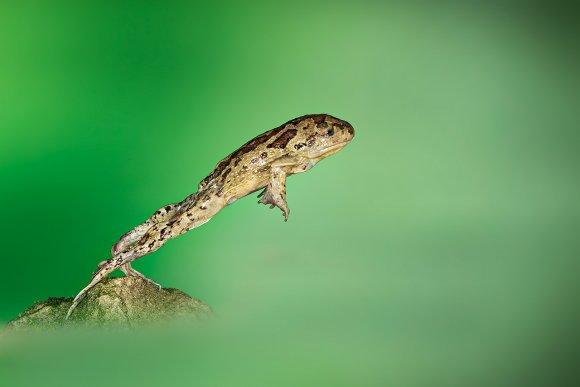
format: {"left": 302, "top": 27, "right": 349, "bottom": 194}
{"left": 112, "top": 202, "right": 182, "bottom": 255}
{"left": 150, "top": 203, "right": 182, "bottom": 223}
{"left": 131, "top": 220, "right": 183, "bottom": 259}
{"left": 176, "top": 207, "right": 217, "bottom": 236}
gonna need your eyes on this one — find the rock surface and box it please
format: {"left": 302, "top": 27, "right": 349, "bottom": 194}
{"left": 6, "top": 277, "right": 212, "bottom": 330}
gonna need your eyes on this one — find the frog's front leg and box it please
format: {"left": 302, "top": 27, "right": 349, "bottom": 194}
{"left": 258, "top": 166, "right": 290, "bottom": 221}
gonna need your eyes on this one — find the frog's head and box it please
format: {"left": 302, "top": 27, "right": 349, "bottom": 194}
{"left": 290, "top": 114, "right": 355, "bottom": 160}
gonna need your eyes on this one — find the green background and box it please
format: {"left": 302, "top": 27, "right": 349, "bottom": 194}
{"left": 1, "top": 1, "right": 579, "bottom": 386}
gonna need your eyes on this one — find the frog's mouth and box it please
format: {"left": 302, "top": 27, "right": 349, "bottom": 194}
{"left": 307, "top": 141, "right": 350, "bottom": 159}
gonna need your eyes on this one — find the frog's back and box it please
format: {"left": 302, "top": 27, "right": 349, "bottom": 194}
{"left": 197, "top": 116, "right": 301, "bottom": 191}
{"left": 197, "top": 113, "right": 352, "bottom": 195}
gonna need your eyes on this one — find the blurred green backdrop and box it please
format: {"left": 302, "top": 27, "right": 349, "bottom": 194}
{"left": 1, "top": 1, "right": 579, "bottom": 386}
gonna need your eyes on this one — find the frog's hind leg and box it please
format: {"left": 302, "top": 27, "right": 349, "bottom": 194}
{"left": 67, "top": 214, "right": 193, "bottom": 319}
{"left": 113, "top": 218, "right": 188, "bottom": 288}
{"left": 66, "top": 258, "right": 119, "bottom": 319}
{"left": 120, "top": 263, "right": 161, "bottom": 288}
{"left": 111, "top": 203, "right": 182, "bottom": 256}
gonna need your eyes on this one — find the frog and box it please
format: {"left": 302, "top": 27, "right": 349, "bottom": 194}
{"left": 66, "top": 113, "right": 355, "bottom": 319}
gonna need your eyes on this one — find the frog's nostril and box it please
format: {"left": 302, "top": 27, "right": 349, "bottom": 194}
{"left": 346, "top": 124, "right": 354, "bottom": 137}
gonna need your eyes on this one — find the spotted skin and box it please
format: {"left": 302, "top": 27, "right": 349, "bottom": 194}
{"left": 66, "top": 113, "right": 355, "bottom": 319}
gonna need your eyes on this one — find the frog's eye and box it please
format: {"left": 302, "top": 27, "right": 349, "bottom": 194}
{"left": 325, "top": 129, "right": 334, "bottom": 137}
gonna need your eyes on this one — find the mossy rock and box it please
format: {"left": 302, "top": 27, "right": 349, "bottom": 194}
{"left": 6, "top": 277, "right": 212, "bottom": 330}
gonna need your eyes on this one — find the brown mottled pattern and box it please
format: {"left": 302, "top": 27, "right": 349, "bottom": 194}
{"left": 346, "top": 124, "right": 354, "bottom": 136}
{"left": 198, "top": 113, "right": 353, "bottom": 190}
{"left": 313, "top": 114, "right": 327, "bottom": 126}
{"left": 221, "top": 167, "right": 232, "bottom": 181}
{"left": 199, "top": 123, "right": 287, "bottom": 188}
{"left": 290, "top": 113, "right": 325, "bottom": 126}
{"left": 66, "top": 113, "right": 354, "bottom": 320}
{"left": 266, "top": 129, "right": 298, "bottom": 149}
{"left": 332, "top": 120, "right": 354, "bottom": 136}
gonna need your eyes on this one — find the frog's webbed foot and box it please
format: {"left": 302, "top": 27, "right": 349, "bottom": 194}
{"left": 120, "top": 263, "right": 162, "bottom": 289}
{"left": 66, "top": 258, "right": 119, "bottom": 320}
{"left": 258, "top": 167, "right": 290, "bottom": 221}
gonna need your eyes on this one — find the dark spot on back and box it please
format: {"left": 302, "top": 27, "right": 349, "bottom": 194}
{"left": 290, "top": 114, "right": 324, "bottom": 126}
{"left": 313, "top": 115, "right": 327, "bottom": 126}
{"left": 221, "top": 167, "right": 232, "bottom": 180}
{"left": 267, "top": 129, "right": 298, "bottom": 149}
{"left": 260, "top": 152, "right": 267, "bottom": 159}
{"left": 307, "top": 134, "right": 316, "bottom": 147}
{"left": 290, "top": 117, "right": 304, "bottom": 126}
{"left": 198, "top": 123, "right": 287, "bottom": 188}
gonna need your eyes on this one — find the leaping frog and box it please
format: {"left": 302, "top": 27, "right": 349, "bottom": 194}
{"left": 66, "top": 113, "right": 355, "bottom": 319}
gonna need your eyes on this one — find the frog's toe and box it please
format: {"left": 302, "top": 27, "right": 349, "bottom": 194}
{"left": 120, "top": 263, "right": 161, "bottom": 288}
{"left": 257, "top": 188, "right": 275, "bottom": 206}
{"left": 258, "top": 189, "right": 289, "bottom": 220}
{"left": 144, "top": 278, "right": 162, "bottom": 289}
